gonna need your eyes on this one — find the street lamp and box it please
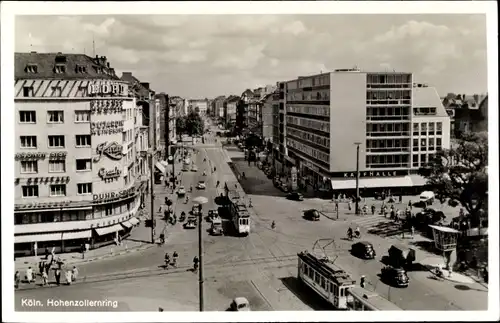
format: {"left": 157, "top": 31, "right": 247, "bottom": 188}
{"left": 192, "top": 195, "right": 209, "bottom": 312}
{"left": 354, "top": 142, "right": 362, "bottom": 215}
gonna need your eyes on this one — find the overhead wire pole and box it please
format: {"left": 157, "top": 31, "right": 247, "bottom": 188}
{"left": 198, "top": 202, "right": 204, "bottom": 311}
{"left": 354, "top": 142, "right": 362, "bottom": 215}
{"left": 150, "top": 152, "right": 155, "bottom": 244}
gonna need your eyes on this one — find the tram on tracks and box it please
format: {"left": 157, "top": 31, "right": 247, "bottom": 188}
{"left": 346, "top": 287, "right": 402, "bottom": 311}
{"left": 226, "top": 190, "right": 250, "bottom": 236}
{"left": 297, "top": 251, "right": 356, "bottom": 310}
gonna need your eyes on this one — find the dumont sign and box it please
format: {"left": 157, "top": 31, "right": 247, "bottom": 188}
{"left": 88, "top": 81, "right": 127, "bottom": 96}
{"left": 93, "top": 141, "right": 124, "bottom": 163}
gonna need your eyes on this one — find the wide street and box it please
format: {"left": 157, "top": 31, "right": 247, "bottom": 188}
{"left": 14, "top": 123, "right": 488, "bottom": 311}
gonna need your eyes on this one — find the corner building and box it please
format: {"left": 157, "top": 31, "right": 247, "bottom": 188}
{"left": 277, "top": 69, "right": 450, "bottom": 196}
{"left": 14, "top": 52, "right": 144, "bottom": 256}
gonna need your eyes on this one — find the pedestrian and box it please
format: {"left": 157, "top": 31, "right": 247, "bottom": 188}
{"left": 448, "top": 267, "right": 453, "bottom": 278}
{"left": 45, "top": 247, "right": 49, "bottom": 260}
{"left": 399, "top": 195, "right": 402, "bottom": 203}
{"left": 360, "top": 275, "right": 366, "bottom": 288}
{"left": 26, "top": 267, "right": 33, "bottom": 284}
{"left": 15, "top": 271, "right": 20, "bottom": 289}
{"left": 335, "top": 202, "right": 339, "bottom": 211}
{"left": 371, "top": 204, "right": 376, "bottom": 215}
{"left": 408, "top": 200, "right": 412, "bottom": 209}
{"left": 411, "top": 226, "right": 415, "bottom": 238}
{"left": 39, "top": 260, "right": 44, "bottom": 276}
{"left": 65, "top": 269, "right": 72, "bottom": 285}
{"left": 249, "top": 198, "right": 252, "bottom": 208}
{"left": 348, "top": 201, "right": 352, "bottom": 211}
{"left": 42, "top": 271, "right": 48, "bottom": 286}
{"left": 55, "top": 268, "right": 61, "bottom": 285}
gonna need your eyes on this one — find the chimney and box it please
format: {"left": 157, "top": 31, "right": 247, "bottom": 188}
{"left": 96, "top": 55, "right": 99, "bottom": 60}
{"left": 140, "top": 82, "right": 150, "bottom": 90}
{"left": 107, "top": 62, "right": 110, "bottom": 68}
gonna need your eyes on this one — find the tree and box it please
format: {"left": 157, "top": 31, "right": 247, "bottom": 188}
{"left": 419, "top": 131, "right": 488, "bottom": 227}
{"left": 185, "top": 111, "right": 204, "bottom": 137}
{"left": 176, "top": 116, "right": 187, "bottom": 140}
{"left": 245, "top": 134, "right": 263, "bottom": 150}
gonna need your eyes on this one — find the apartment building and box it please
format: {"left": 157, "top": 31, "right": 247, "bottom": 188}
{"left": 274, "top": 69, "right": 451, "bottom": 195}
{"left": 262, "top": 91, "right": 278, "bottom": 141}
{"left": 189, "top": 99, "right": 209, "bottom": 115}
{"left": 154, "top": 93, "right": 176, "bottom": 159}
{"left": 223, "top": 95, "right": 239, "bottom": 126}
{"left": 211, "top": 96, "right": 226, "bottom": 120}
{"left": 14, "top": 52, "right": 144, "bottom": 256}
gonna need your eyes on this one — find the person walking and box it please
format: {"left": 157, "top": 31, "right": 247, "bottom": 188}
{"left": 348, "top": 201, "right": 352, "bottom": 211}
{"left": 39, "top": 260, "right": 45, "bottom": 276}
{"left": 411, "top": 225, "right": 415, "bottom": 238}
{"left": 72, "top": 266, "right": 79, "bottom": 282}
{"left": 65, "top": 269, "right": 72, "bottom": 285}
{"left": 15, "top": 271, "right": 21, "bottom": 289}
{"left": 55, "top": 268, "right": 61, "bottom": 286}
{"left": 42, "top": 271, "right": 48, "bottom": 286}
{"left": 26, "top": 267, "right": 34, "bottom": 284}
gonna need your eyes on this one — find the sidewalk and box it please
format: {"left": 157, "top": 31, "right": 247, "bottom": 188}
{"left": 14, "top": 158, "right": 184, "bottom": 273}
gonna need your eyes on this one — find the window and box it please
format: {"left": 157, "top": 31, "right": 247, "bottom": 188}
{"left": 421, "top": 123, "right": 427, "bottom": 135}
{"left": 48, "top": 111, "right": 64, "bottom": 123}
{"left": 48, "top": 135, "right": 65, "bottom": 148}
{"left": 76, "top": 159, "right": 91, "bottom": 171}
{"left": 437, "top": 122, "right": 442, "bottom": 135}
{"left": 105, "top": 205, "right": 113, "bottom": 216}
{"left": 76, "top": 65, "right": 88, "bottom": 73}
{"left": 23, "top": 86, "right": 34, "bottom": 97}
{"left": 429, "top": 138, "right": 435, "bottom": 150}
{"left": 20, "top": 136, "right": 37, "bottom": 148}
{"left": 25, "top": 64, "right": 38, "bottom": 74}
{"left": 54, "top": 64, "right": 66, "bottom": 74}
{"left": 436, "top": 138, "right": 442, "bottom": 150}
{"left": 413, "top": 139, "right": 419, "bottom": 151}
{"left": 22, "top": 185, "right": 39, "bottom": 198}
{"left": 75, "top": 135, "right": 91, "bottom": 147}
{"left": 77, "top": 183, "right": 92, "bottom": 195}
{"left": 19, "top": 111, "right": 36, "bottom": 123}
{"left": 20, "top": 161, "right": 38, "bottom": 173}
{"left": 52, "top": 86, "right": 62, "bottom": 96}
{"left": 413, "top": 123, "right": 419, "bottom": 135}
{"left": 49, "top": 160, "right": 66, "bottom": 173}
{"left": 75, "top": 110, "right": 90, "bottom": 122}
{"left": 412, "top": 154, "right": 419, "bottom": 167}
{"left": 50, "top": 184, "right": 66, "bottom": 196}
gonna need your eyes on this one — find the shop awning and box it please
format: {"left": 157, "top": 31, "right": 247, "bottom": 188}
{"left": 15, "top": 233, "right": 63, "bottom": 244}
{"left": 129, "top": 217, "right": 140, "bottom": 226}
{"left": 331, "top": 176, "right": 413, "bottom": 190}
{"left": 155, "top": 162, "right": 166, "bottom": 174}
{"left": 121, "top": 220, "right": 133, "bottom": 228}
{"left": 409, "top": 174, "right": 428, "bottom": 186}
{"left": 61, "top": 230, "right": 92, "bottom": 240}
{"left": 95, "top": 224, "right": 124, "bottom": 236}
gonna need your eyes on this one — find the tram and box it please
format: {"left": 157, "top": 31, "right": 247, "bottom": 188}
{"left": 297, "top": 251, "right": 356, "bottom": 310}
{"left": 226, "top": 190, "right": 250, "bottom": 236}
{"left": 346, "top": 287, "right": 402, "bottom": 311}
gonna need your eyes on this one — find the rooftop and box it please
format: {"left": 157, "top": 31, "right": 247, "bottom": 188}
{"left": 15, "top": 52, "right": 120, "bottom": 81}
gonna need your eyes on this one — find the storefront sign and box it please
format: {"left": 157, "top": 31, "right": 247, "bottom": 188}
{"left": 88, "top": 81, "right": 127, "bottom": 97}
{"left": 303, "top": 161, "right": 320, "bottom": 173}
{"left": 90, "top": 120, "right": 124, "bottom": 135}
{"left": 25, "top": 176, "right": 70, "bottom": 183}
{"left": 93, "top": 142, "right": 124, "bottom": 162}
{"left": 15, "top": 200, "right": 71, "bottom": 210}
{"left": 14, "top": 152, "right": 67, "bottom": 160}
{"left": 336, "top": 170, "right": 408, "bottom": 178}
{"left": 93, "top": 187, "right": 136, "bottom": 202}
{"left": 90, "top": 99, "right": 124, "bottom": 114}
{"left": 98, "top": 167, "right": 122, "bottom": 182}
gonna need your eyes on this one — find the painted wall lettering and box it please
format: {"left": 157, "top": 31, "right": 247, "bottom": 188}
{"left": 98, "top": 167, "right": 122, "bottom": 182}
{"left": 90, "top": 120, "right": 124, "bottom": 135}
{"left": 93, "top": 141, "right": 124, "bottom": 163}
{"left": 90, "top": 99, "right": 124, "bottom": 114}
{"left": 88, "top": 81, "right": 127, "bottom": 97}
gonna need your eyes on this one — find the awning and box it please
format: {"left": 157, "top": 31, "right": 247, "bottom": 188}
{"left": 409, "top": 175, "right": 428, "bottom": 186}
{"left": 95, "top": 224, "right": 124, "bottom": 236}
{"left": 331, "top": 176, "right": 413, "bottom": 190}
{"left": 121, "top": 220, "right": 133, "bottom": 228}
{"left": 155, "top": 162, "right": 166, "bottom": 174}
{"left": 61, "top": 230, "right": 92, "bottom": 240}
{"left": 129, "top": 217, "right": 140, "bottom": 226}
{"left": 15, "top": 233, "right": 63, "bottom": 244}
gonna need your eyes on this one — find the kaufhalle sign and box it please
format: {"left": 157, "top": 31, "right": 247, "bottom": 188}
{"left": 330, "top": 170, "right": 408, "bottom": 178}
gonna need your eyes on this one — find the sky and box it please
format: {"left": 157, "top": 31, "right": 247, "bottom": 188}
{"left": 15, "top": 14, "right": 488, "bottom": 99}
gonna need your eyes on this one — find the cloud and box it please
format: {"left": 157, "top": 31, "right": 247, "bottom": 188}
{"left": 14, "top": 15, "right": 488, "bottom": 98}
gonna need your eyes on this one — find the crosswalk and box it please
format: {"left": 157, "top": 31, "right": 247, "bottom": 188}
{"left": 350, "top": 214, "right": 405, "bottom": 238}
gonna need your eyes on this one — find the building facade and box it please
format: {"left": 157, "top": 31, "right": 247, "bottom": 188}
{"left": 212, "top": 96, "right": 226, "bottom": 121}
{"left": 14, "top": 52, "right": 145, "bottom": 256}
{"left": 189, "top": 99, "right": 209, "bottom": 115}
{"left": 262, "top": 92, "right": 277, "bottom": 140}
{"left": 274, "top": 69, "right": 451, "bottom": 195}
{"left": 224, "top": 95, "right": 239, "bottom": 127}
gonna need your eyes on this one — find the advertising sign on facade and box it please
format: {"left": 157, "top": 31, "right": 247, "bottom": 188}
{"left": 88, "top": 81, "right": 127, "bottom": 97}
{"left": 92, "top": 186, "right": 136, "bottom": 202}
{"left": 291, "top": 167, "right": 298, "bottom": 191}
{"left": 98, "top": 167, "right": 122, "bottom": 182}
{"left": 93, "top": 141, "right": 124, "bottom": 163}
{"left": 331, "top": 170, "right": 408, "bottom": 178}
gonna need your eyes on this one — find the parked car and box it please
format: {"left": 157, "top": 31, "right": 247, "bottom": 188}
{"left": 381, "top": 265, "right": 409, "bottom": 287}
{"left": 197, "top": 181, "right": 206, "bottom": 189}
{"left": 287, "top": 192, "right": 304, "bottom": 201}
{"left": 191, "top": 165, "right": 198, "bottom": 172}
{"left": 207, "top": 209, "right": 219, "bottom": 222}
{"left": 210, "top": 218, "right": 224, "bottom": 236}
{"left": 230, "top": 297, "right": 250, "bottom": 311}
{"left": 183, "top": 220, "right": 196, "bottom": 229}
{"left": 177, "top": 186, "right": 186, "bottom": 196}
{"left": 351, "top": 241, "right": 376, "bottom": 259}
{"left": 419, "top": 191, "right": 435, "bottom": 206}
{"left": 303, "top": 209, "right": 320, "bottom": 221}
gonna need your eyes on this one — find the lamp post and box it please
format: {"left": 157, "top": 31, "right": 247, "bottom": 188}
{"left": 354, "top": 142, "right": 362, "bottom": 215}
{"left": 149, "top": 152, "right": 155, "bottom": 244}
{"left": 192, "top": 196, "right": 209, "bottom": 312}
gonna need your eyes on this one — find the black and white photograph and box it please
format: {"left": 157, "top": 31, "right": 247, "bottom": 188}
{"left": 1, "top": 1, "right": 498, "bottom": 322}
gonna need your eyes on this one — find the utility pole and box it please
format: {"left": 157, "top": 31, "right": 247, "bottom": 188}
{"left": 198, "top": 203, "right": 204, "bottom": 311}
{"left": 149, "top": 152, "right": 155, "bottom": 244}
{"left": 354, "top": 142, "right": 361, "bottom": 215}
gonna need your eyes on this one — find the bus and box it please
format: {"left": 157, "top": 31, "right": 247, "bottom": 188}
{"left": 297, "top": 251, "right": 356, "bottom": 310}
{"left": 346, "top": 287, "right": 402, "bottom": 311}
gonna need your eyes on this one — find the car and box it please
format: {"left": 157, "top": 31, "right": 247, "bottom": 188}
{"left": 197, "top": 181, "right": 206, "bottom": 189}
{"left": 287, "top": 192, "right": 304, "bottom": 201}
{"left": 303, "top": 209, "right": 321, "bottom": 221}
{"left": 191, "top": 165, "right": 198, "bottom": 172}
{"left": 380, "top": 265, "right": 409, "bottom": 287}
{"left": 419, "top": 191, "right": 435, "bottom": 205}
{"left": 177, "top": 186, "right": 186, "bottom": 196}
{"left": 183, "top": 220, "right": 196, "bottom": 229}
{"left": 207, "top": 209, "right": 219, "bottom": 221}
{"left": 230, "top": 297, "right": 250, "bottom": 311}
{"left": 413, "top": 208, "right": 446, "bottom": 229}
{"left": 210, "top": 218, "right": 224, "bottom": 236}
{"left": 351, "top": 241, "right": 376, "bottom": 259}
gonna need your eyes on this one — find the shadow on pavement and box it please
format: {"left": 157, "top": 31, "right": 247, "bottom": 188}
{"left": 126, "top": 238, "right": 152, "bottom": 244}
{"left": 228, "top": 161, "right": 286, "bottom": 198}
{"left": 279, "top": 276, "right": 336, "bottom": 311}
{"left": 409, "top": 240, "right": 439, "bottom": 255}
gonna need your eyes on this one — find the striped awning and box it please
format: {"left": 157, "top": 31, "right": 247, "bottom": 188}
{"left": 61, "top": 230, "right": 92, "bottom": 240}
{"left": 331, "top": 176, "right": 413, "bottom": 190}
{"left": 15, "top": 233, "right": 63, "bottom": 244}
{"left": 95, "top": 224, "right": 124, "bottom": 236}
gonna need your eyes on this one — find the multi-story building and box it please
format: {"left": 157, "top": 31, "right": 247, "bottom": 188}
{"left": 212, "top": 96, "right": 226, "bottom": 121}
{"left": 262, "top": 91, "right": 278, "bottom": 141}
{"left": 275, "top": 69, "right": 451, "bottom": 196}
{"left": 14, "top": 52, "right": 144, "bottom": 256}
{"left": 223, "top": 95, "right": 239, "bottom": 127}
{"left": 154, "top": 93, "right": 176, "bottom": 160}
{"left": 236, "top": 89, "right": 254, "bottom": 134}
{"left": 189, "top": 99, "right": 208, "bottom": 115}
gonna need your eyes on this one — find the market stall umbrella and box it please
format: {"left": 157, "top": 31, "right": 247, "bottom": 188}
{"left": 193, "top": 196, "right": 209, "bottom": 207}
